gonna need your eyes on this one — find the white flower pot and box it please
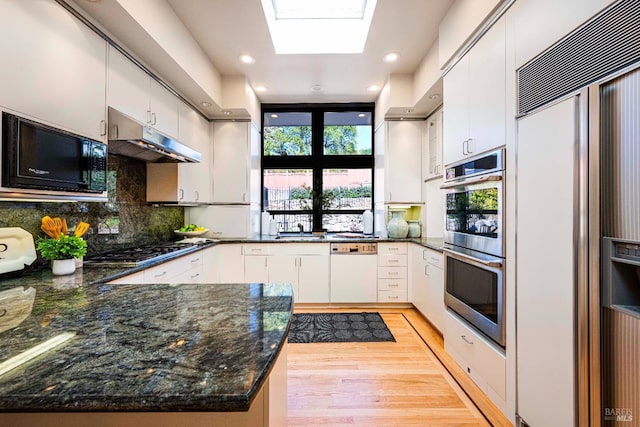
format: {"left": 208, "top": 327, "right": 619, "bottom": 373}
{"left": 52, "top": 259, "right": 76, "bottom": 276}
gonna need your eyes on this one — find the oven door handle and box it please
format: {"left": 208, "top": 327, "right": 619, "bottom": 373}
{"left": 442, "top": 247, "right": 503, "bottom": 268}
{"left": 440, "top": 173, "right": 502, "bottom": 189}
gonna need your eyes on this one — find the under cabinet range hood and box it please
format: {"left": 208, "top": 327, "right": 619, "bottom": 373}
{"left": 107, "top": 108, "right": 201, "bottom": 163}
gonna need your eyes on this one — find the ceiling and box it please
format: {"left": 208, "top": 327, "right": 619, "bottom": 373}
{"left": 72, "top": 0, "right": 453, "bottom": 115}
{"left": 165, "top": 0, "right": 453, "bottom": 104}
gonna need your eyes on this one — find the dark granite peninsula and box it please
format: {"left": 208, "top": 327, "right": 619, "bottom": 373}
{"left": 0, "top": 280, "right": 293, "bottom": 427}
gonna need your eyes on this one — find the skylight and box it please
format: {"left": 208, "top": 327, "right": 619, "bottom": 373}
{"left": 261, "top": 0, "right": 377, "bottom": 54}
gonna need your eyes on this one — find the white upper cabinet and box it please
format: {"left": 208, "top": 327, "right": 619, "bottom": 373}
{"left": 108, "top": 45, "right": 178, "bottom": 139}
{"left": 443, "top": 16, "right": 506, "bottom": 165}
{"left": 178, "top": 101, "right": 211, "bottom": 203}
{"left": 384, "top": 120, "right": 424, "bottom": 203}
{"left": 212, "top": 121, "right": 260, "bottom": 204}
{"left": 0, "top": 0, "right": 107, "bottom": 140}
{"left": 424, "top": 109, "right": 443, "bottom": 181}
{"left": 146, "top": 102, "right": 211, "bottom": 204}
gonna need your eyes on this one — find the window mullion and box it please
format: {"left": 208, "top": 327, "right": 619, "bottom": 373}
{"left": 311, "top": 110, "right": 324, "bottom": 232}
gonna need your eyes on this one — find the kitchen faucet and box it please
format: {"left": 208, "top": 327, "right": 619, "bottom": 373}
{"left": 297, "top": 223, "right": 304, "bottom": 234}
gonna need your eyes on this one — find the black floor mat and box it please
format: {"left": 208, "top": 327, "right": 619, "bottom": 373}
{"left": 287, "top": 312, "right": 396, "bottom": 343}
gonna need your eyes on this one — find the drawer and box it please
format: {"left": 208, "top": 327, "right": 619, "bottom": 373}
{"left": 378, "top": 278, "right": 407, "bottom": 291}
{"left": 243, "top": 244, "right": 269, "bottom": 255}
{"left": 378, "top": 254, "right": 408, "bottom": 267}
{"left": 378, "top": 266, "right": 407, "bottom": 279}
{"left": 445, "top": 311, "right": 506, "bottom": 400}
{"left": 378, "top": 290, "right": 407, "bottom": 303}
{"left": 171, "top": 266, "right": 204, "bottom": 284}
{"left": 423, "top": 249, "right": 443, "bottom": 269}
{"left": 143, "top": 262, "right": 176, "bottom": 283}
{"left": 378, "top": 242, "right": 408, "bottom": 255}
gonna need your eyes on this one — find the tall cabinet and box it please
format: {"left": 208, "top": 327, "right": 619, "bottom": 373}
{"left": 443, "top": 16, "right": 506, "bottom": 165}
{"left": 187, "top": 120, "right": 261, "bottom": 238}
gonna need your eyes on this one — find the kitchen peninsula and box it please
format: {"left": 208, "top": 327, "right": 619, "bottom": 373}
{"left": 0, "top": 269, "right": 292, "bottom": 427}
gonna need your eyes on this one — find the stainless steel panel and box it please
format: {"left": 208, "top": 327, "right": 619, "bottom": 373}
{"left": 601, "top": 67, "right": 640, "bottom": 240}
{"left": 602, "top": 308, "right": 640, "bottom": 425}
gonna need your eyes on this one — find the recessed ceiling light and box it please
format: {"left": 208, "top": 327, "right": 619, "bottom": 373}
{"left": 404, "top": 108, "right": 413, "bottom": 114}
{"left": 428, "top": 93, "right": 441, "bottom": 100}
{"left": 383, "top": 52, "right": 399, "bottom": 62}
{"left": 255, "top": 85, "right": 268, "bottom": 92}
{"left": 271, "top": 114, "right": 279, "bottom": 118}
{"left": 358, "top": 113, "right": 366, "bottom": 118}
{"left": 239, "top": 54, "right": 255, "bottom": 64}
{"left": 310, "top": 85, "right": 324, "bottom": 92}
{"left": 222, "top": 110, "right": 232, "bottom": 116}
{"left": 367, "top": 84, "right": 380, "bottom": 92}
{"left": 200, "top": 101, "right": 212, "bottom": 108}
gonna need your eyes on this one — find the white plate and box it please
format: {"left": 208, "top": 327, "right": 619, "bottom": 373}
{"left": 0, "top": 227, "right": 37, "bottom": 274}
{"left": 174, "top": 229, "right": 208, "bottom": 237}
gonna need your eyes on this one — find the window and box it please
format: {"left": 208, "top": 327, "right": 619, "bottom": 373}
{"left": 262, "top": 104, "right": 374, "bottom": 233}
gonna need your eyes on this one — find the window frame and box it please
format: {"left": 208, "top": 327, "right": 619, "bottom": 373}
{"left": 261, "top": 102, "right": 375, "bottom": 233}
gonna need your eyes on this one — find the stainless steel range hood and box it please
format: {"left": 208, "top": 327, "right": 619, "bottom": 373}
{"left": 107, "top": 108, "right": 201, "bottom": 163}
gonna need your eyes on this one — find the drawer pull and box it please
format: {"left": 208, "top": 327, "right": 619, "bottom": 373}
{"left": 461, "top": 335, "right": 474, "bottom": 345}
{"left": 389, "top": 259, "right": 399, "bottom": 263}
{"left": 191, "top": 258, "right": 200, "bottom": 263}
{"left": 388, "top": 247, "right": 399, "bottom": 251}
{"left": 154, "top": 271, "right": 168, "bottom": 278}
{"left": 389, "top": 283, "right": 399, "bottom": 287}
{"left": 191, "top": 273, "right": 200, "bottom": 279}
{"left": 388, "top": 295, "right": 399, "bottom": 300}
{"left": 388, "top": 271, "right": 399, "bottom": 276}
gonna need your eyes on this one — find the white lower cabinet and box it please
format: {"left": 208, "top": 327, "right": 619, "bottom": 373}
{"left": 444, "top": 311, "right": 507, "bottom": 412}
{"left": 216, "top": 244, "right": 245, "bottom": 283}
{"left": 142, "top": 252, "right": 203, "bottom": 284}
{"left": 409, "top": 244, "right": 445, "bottom": 332}
{"left": 245, "top": 243, "right": 330, "bottom": 302}
{"left": 377, "top": 243, "right": 408, "bottom": 302}
{"left": 106, "top": 250, "right": 203, "bottom": 285}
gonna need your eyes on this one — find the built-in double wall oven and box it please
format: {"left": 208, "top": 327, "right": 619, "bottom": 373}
{"left": 441, "top": 149, "right": 505, "bottom": 348}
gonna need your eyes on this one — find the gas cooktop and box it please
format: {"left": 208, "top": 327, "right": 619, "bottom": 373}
{"left": 83, "top": 242, "right": 204, "bottom": 267}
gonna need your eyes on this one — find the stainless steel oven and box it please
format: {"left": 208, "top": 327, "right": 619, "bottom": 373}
{"left": 441, "top": 149, "right": 506, "bottom": 348}
{"left": 443, "top": 246, "right": 504, "bottom": 347}
{"left": 441, "top": 149, "right": 504, "bottom": 257}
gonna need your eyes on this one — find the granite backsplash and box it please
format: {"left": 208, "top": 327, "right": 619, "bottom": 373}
{"left": 0, "top": 155, "right": 183, "bottom": 269}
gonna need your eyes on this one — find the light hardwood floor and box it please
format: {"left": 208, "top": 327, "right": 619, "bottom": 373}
{"left": 288, "top": 306, "right": 511, "bottom": 426}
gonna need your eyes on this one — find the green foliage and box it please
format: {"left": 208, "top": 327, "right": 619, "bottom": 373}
{"left": 36, "top": 234, "right": 87, "bottom": 260}
{"left": 289, "top": 184, "right": 371, "bottom": 210}
{"left": 264, "top": 125, "right": 312, "bottom": 155}
{"left": 264, "top": 125, "right": 363, "bottom": 156}
{"left": 323, "top": 126, "right": 358, "bottom": 154}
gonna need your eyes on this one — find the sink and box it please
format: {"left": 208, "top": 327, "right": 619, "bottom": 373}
{"left": 274, "top": 235, "right": 324, "bottom": 240}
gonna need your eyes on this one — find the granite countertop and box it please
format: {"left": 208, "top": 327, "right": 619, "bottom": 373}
{"left": 0, "top": 277, "right": 293, "bottom": 412}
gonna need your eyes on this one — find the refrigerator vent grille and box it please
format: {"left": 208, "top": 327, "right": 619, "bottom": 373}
{"left": 518, "top": 0, "right": 640, "bottom": 115}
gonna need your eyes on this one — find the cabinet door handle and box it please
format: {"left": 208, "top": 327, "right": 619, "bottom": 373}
{"left": 462, "top": 140, "right": 469, "bottom": 155}
{"left": 100, "top": 120, "right": 107, "bottom": 136}
{"left": 461, "top": 335, "right": 474, "bottom": 345}
{"left": 264, "top": 258, "right": 267, "bottom": 267}
{"left": 152, "top": 112, "right": 157, "bottom": 125}
{"left": 195, "top": 190, "right": 199, "bottom": 201}
{"left": 298, "top": 257, "right": 302, "bottom": 268}
{"left": 425, "top": 264, "right": 430, "bottom": 277}
{"left": 147, "top": 110, "right": 152, "bottom": 124}
{"left": 179, "top": 188, "right": 184, "bottom": 200}
{"left": 467, "top": 138, "right": 474, "bottom": 154}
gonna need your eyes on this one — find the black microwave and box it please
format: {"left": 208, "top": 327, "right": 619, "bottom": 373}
{"left": 2, "top": 112, "right": 107, "bottom": 194}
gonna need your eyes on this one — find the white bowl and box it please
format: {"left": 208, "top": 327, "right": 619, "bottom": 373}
{"left": 174, "top": 229, "right": 208, "bottom": 237}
